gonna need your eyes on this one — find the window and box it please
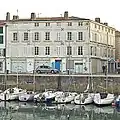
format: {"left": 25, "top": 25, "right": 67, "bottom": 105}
{"left": 57, "top": 22, "right": 61, "bottom": 26}
{"left": 98, "top": 25, "right": 100, "bottom": 30}
{"left": 34, "top": 23, "right": 39, "bottom": 27}
{"left": 13, "top": 33, "right": 18, "bottom": 41}
{"left": 67, "top": 46, "right": 72, "bottom": 55}
{"left": 108, "top": 49, "right": 110, "bottom": 57}
{"left": 57, "top": 32, "right": 60, "bottom": 41}
{"left": 67, "top": 32, "right": 72, "bottom": 40}
{"left": 0, "top": 62, "right": 3, "bottom": 71}
{"left": 24, "top": 32, "right": 28, "bottom": 41}
{"left": 68, "top": 22, "right": 72, "bottom": 26}
{"left": 102, "top": 26, "right": 104, "bottom": 30}
{"left": 94, "top": 47, "right": 97, "bottom": 56}
{"left": 78, "top": 22, "right": 83, "bottom": 26}
{"left": 56, "top": 46, "right": 60, "bottom": 55}
{"left": 111, "top": 30, "right": 113, "bottom": 34}
{"left": 34, "top": 47, "right": 39, "bottom": 55}
{"left": 45, "top": 47, "right": 50, "bottom": 55}
{"left": 0, "top": 27, "right": 3, "bottom": 33}
{"left": 45, "top": 32, "right": 50, "bottom": 40}
{"left": 78, "top": 32, "right": 83, "bottom": 40}
{"left": 111, "top": 49, "right": 113, "bottom": 57}
{"left": 46, "top": 23, "right": 50, "bottom": 26}
{"left": 78, "top": 46, "right": 83, "bottom": 55}
{"left": 34, "top": 32, "right": 39, "bottom": 41}
{"left": 0, "top": 36, "right": 3, "bottom": 44}
{"left": 95, "top": 24, "right": 97, "bottom": 28}
{"left": 105, "top": 28, "right": 107, "bottom": 32}
{"left": 90, "top": 46, "right": 93, "bottom": 55}
{"left": 95, "top": 33, "right": 97, "bottom": 41}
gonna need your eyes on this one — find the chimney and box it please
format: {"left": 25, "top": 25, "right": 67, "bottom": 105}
{"left": 31, "top": 13, "right": 36, "bottom": 20}
{"left": 104, "top": 22, "right": 108, "bottom": 26}
{"left": 6, "top": 12, "right": 10, "bottom": 21}
{"left": 13, "top": 15, "right": 19, "bottom": 20}
{"left": 64, "top": 11, "right": 68, "bottom": 18}
{"left": 95, "top": 17, "right": 100, "bottom": 23}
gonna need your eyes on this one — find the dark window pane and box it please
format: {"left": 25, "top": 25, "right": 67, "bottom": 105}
{"left": 0, "top": 36, "right": 3, "bottom": 44}
{"left": 0, "top": 27, "right": 3, "bottom": 33}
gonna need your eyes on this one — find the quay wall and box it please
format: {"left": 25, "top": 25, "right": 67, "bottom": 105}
{"left": 0, "top": 74, "right": 120, "bottom": 94}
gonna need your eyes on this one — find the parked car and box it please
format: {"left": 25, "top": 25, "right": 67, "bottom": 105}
{"left": 36, "top": 65, "right": 59, "bottom": 74}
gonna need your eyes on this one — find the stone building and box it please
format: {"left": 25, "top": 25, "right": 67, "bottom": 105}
{"left": 115, "top": 31, "right": 120, "bottom": 73}
{"left": 3, "top": 11, "right": 116, "bottom": 74}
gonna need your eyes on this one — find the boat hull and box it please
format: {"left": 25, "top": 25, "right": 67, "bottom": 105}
{"left": 93, "top": 93, "right": 114, "bottom": 106}
{"left": 74, "top": 93, "right": 94, "bottom": 105}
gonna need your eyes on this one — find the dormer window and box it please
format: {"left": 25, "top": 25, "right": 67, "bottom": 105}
{"left": 68, "top": 22, "right": 72, "bottom": 26}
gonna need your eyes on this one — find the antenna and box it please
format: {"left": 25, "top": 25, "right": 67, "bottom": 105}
{"left": 38, "top": 13, "right": 42, "bottom": 17}
{"left": 17, "top": 9, "right": 18, "bottom": 16}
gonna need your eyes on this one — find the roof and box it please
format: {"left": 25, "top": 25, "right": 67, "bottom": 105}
{"left": 9, "top": 16, "right": 90, "bottom": 22}
{"left": 0, "top": 20, "right": 6, "bottom": 26}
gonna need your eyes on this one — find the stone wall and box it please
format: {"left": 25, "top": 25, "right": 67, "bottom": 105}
{"left": 0, "top": 75, "right": 120, "bottom": 94}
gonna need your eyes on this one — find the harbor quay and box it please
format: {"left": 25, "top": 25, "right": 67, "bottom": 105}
{"left": 0, "top": 74, "right": 120, "bottom": 94}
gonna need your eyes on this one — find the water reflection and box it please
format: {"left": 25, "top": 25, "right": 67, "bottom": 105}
{"left": 0, "top": 102, "right": 119, "bottom": 120}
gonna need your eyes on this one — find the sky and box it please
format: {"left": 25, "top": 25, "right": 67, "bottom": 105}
{"left": 0, "top": 0, "right": 120, "bottom": 30}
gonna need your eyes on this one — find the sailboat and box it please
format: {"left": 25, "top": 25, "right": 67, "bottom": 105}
{"left": 93, "top": 32, "right": 114, "bottom": 106}
{"left": 19, "top": 56, "right": 36, "bottom": 102}
{"left": 74, "top": 77, "right": 94, "bottom": 105}
{"left": 0, "top": 87, "right": 26, "bottom": 101}
{"left": 54, "top": 91, "right": 77, "bottom": 104}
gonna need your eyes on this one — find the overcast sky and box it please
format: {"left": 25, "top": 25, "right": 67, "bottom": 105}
{"left": 0, "top": 0, "right": 119, "bottom": 30}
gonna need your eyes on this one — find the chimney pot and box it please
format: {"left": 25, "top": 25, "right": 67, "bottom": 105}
{"left": 95, "top": 17, "right": 100, "bottom": 23}
{"left": 13, "top": 15, "right": 19, "bottom": 20}
{"left": 6, "top": 12, "right": 10, "bottom": 21}
{"left": 64, "top": 11, "right": 68, "bottom": 18}
{"left": 31, "top": 13, "right": 36, "bottom": 20}
{"left": 104, "top": 22, "right": 108, "bottom": 26}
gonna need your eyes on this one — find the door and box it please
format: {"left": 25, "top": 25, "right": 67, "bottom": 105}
{"left": 55, "top": 60, "right": 60, "bottom": 71}
{"left": 75, "top": 63, "right": 83, "bottom": 73}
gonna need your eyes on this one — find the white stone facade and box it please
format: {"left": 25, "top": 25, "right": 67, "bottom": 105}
{"left": 0, "top": 23, "right": 6, "bottom": 73}
{"left": 5, "top": 12, "right": 115, "bottom": 74}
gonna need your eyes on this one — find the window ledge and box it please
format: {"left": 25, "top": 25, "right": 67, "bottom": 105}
{"left": 65, "top": 40, "right": 74, "bottom": 42}
{"left": 11, "top": 41, "right": 19, "bottom": 43}
{"left": 32, "top": 40, "right": 41, "bottom": 42}
{"left": 22, "top": 40, "right": 30, "bottom": 43}
{"left": 76, "top": 40, "right": 85, "bottom": 42}
{"left": 43, "top": 40, "right": 52, "bottom": 42}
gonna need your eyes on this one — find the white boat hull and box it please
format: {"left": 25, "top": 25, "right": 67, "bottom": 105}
{"left": 55, "top": 92, "right": 76, "bottom": 104}
{"left": 19, "top": 93, "right": 35, "bottom": 102}
{"left": 74, "top": 93, "right": 94, "bottom": 105}
{"left": 93, "top": 93, "right": 114, "bottom": 106}
{"left": 0, "top": 93, "right": 18, "bottom": 101}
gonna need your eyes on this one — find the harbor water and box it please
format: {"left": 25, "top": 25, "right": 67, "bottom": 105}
{"left": 0, "top": 102, "right": 120, "bottom": 120}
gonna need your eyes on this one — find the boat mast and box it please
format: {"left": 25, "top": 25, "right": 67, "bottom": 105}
{"left": 105, "top": 32, "right": 109, "bottom": 91}
{"left": 4, "top": 24, "right": 8, "bottom": 106}
{"left": 16, "top": 9, "right": 19, "bottom": 88}
{"left": 33, "top": 33, "right": 36, "bottom": 92}
{"left": 88, "top": 22, "right": 92, "bottom": 92}
{"left": 68, "top": 33, "right": 71, "bottom": 91}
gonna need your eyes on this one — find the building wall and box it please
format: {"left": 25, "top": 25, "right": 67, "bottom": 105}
{"left": 6, "top": 18, "right": 116, "bottom": 74}
{"left": 115, "top": 31, "right": 120, "bottom": 60}
{"left": 0, "top": 25, "right": 5, "bottom": 73}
